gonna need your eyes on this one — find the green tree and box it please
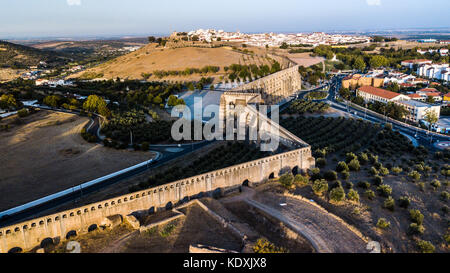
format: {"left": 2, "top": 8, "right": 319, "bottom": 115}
{"left": 353, "top": 57, "right": 366, "bottom": 71}
{"left": 329, "top": 186, "right": 345, "bottom": 202}
{"left": 279, "top": 173, "right": 294, "bottom": 189}
{"left": 424, "top": 109, "right": 438, "bottom": 131}
{"left": 83, "top": 95, "right": 107, "bottom": 113}
{"left": 0, "top": 94, "right": 17, "bottom": 109}
{"left": 312, "top": 179, "right": 328, "bottom": 196}
{"left": 369, "top": 55, "right": 389, "bottom": 68}
{"left": 43, "top": 95, "right": 62, "bottom": 108}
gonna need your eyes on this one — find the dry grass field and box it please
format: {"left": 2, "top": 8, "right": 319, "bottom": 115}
{"left": 69, "top": 44, "right": 274, "bottom": 82}
{"left": 0, "top": 68, "right": 24, "bottom": 82}
{"left": 284, "top": 52, "right": 325, "bottom": 67}
{"left": 0, "top": 110, "right": 155, "bottom": 211}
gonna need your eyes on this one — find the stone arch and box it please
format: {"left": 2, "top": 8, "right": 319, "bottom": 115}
{"left": 88, "top": 224, "right": 98, "bottom": 232}
{"left": 40, "top": 237, "right": 54, "bottom": 248}
{"left": 66, "top": 230, "right": 77, "bottom": 239}
{"left": 8, "top": 247, "right": 23, "bottom": 253}
{"left": 165, "top": 202, "right": 173, "bottom": 210}
{"left": 292, "top": 166, "right": 299, "bottom": 176}
{"left": 242, "top": 179, "right": 250, "bottom": 187}
{"left": 269, "top": 172, "right": 275, "bottom": 179}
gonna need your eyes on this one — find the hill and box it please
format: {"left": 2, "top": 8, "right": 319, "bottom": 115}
{"left": 69, "top": 44, "right": 280, "bottom": 82}
{"left": 0, "top": 40, "right": 65, "bottom": 69}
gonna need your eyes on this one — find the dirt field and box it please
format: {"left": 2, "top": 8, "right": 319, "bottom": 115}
{"left": 283, "top": 52, "right": 325, "bottom": 67}
{"left": 69, "top": 45, "right": 273, "bottom": 82}
{"left": 0, "top": 68, "right": 24, "bottom": 82}
{"left": 0, "top": 110, "right": 155, "bottom": 211}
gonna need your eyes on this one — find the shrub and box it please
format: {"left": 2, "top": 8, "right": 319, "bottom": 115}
{"left": 409, "top": 209, "right": 424, "bottom": 225}
{"left": 373, "top": 175, "right": 383, "bottom": 186}
{"left": 379, "top": 167, "right": 389, "bottom": 176}
{"left": 383, "top": 197, "right": 395, "bottom": 211}
{"left": 345, "top": 181, "right": 353, "bottom": 189}
{"left": 444, "top": 234, "right": 450, "bottom": 244}
{"left": 408, "top": 171, "right": 421, "bottom": 182}
{"left": 377, "top": 185, "right": 392, "bottom": 197}
{"left": 369, "top": 167, "right": 379, "bottom": 176}
{"left": 316, "top": 158, "right": 327, "bottom": 168}
{"left": 324, "top": 171, "right": 338, "bottom": 181}
{"left": 253, "top": 238, "right": 288, "bottom": 253}
{"left": 430, "top": 179, "right": 441, "bottom": 190}
{"left": 159, "top": 223, "right": 176, "bottom": 238}
{"left": 348, "top": 159, "right": 361, "bottom": 172}
{"left": 346, "top": 152, "right": 358, "bottom": 163}
{"left": 365, "top": 190, "right": 376, "bottom": 200}
{"left": 358, "top": 153, "right": 369, "bottom": 165}
{"left": 336, "top": 161, "right": 349, "bottom": 173}
{"left": 17, "top": 108, "right": 29, "bottom": 118}
{"left": 312, "top": 179, "right": 328, "bottom": 196}
{"left": 357, "top": 181, "right": 370, "bottom": 189}
{"left": 279, "top": 173, "right": 295, "bottom": 189}
{"left": 329, "top": 186, "right": 346, "bottom": 202}
{"left": 340, "top": 171, "right": 350, "bottom": 180}
{"left": 391, "top": 166, "right": 403, "bottom": 175}
{"left": 309, "top": 168, "right": 322, "bottom": 181}
{"left": 416, "top": 240, "right": 435, "bottom": 253}
{"left": 440, "top": 191, "right": 450, "bottom": 201}
{"left": 418, "top": 182, "right": 425, "bottom": 191}
{"left": 376, "top": 218, "right": 391, "bottom": 229}
{"left": 141, "top": 142, "right": 150, "bottom": 151}
{"left": 347, "top": 189, "right": 360, "bottom": 202}
{"left": 408, "top": 223, "right": 425, "bottom": 235}
{"left": 294, "top": 174, "right": 310, "bottom": 187}
{"left": 398, "top": 196, "right": 410, "bottom": 209}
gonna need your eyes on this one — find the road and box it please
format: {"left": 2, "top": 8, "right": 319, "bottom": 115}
{"left": 0, "top": 105, "right": 216, "bottom": 226}
{"left": 223, "top": 187, "right": 368, "bottom": 253}
{"left": 301, "top": 75, "right": 449, "bottom": 150}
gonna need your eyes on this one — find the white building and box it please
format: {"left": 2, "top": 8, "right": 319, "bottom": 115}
{"left": 417, "top": 63, "right": 450, "bottom": 82}
{"left": 400, "top": 59, "right": 432, "bottom": 69}
{"left": 357, "top": 85, "right": 440, "bottom": 123}
{"left": 357, "top": 85, "right": 410, "bottom": 104}
{"left": 397, "top": 100, "right": 441, "bottom": 123}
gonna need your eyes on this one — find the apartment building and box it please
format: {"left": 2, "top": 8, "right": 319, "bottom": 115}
{"left": 357, "top": 85, "right": 440, "bottom": 123}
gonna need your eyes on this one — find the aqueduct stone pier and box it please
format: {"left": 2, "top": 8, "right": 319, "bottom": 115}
{"left": 0, "top": 147, "right": 314, "bottom": 253}
{"left": 0, "top": 64, "right": 312, "bottom": 253}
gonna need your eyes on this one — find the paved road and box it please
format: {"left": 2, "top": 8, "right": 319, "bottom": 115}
{"left": 324, "top": 76, "right": 449, "bottom": 151}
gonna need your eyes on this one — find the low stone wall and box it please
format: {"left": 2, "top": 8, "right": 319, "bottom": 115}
{"left": 0, "top": 147, "right": 314, "bottom": 253}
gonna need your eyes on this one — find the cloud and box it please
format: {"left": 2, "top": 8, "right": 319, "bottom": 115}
{"left": 366, "top": 0, "right": 381, "bottom": 6}
{"left": 67, "top": 0, "right": 81, "bottom": 6}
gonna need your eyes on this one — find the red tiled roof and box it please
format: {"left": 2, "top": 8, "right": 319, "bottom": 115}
{"left": 401, "top": 59, "right": 432, "bottom": 64}
{"left": 419, "top": 88, "right": 438, "bottom": 92}
{"left": 426, "top": 92, "right": 442, "bottom": 97}
{"left": 400, "top": 83, "right": 415, "bottom": 87}
{"left": 408, "top": 94, "right": 422, "bottom": 98}
{"left": 358, "top": 85, "right": 402, "bottom": 100}
{"left": 444, "top": 93, "right": 450, "bottom": 97}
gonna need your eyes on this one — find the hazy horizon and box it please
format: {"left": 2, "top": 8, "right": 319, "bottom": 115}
{"left": 1, "top": 0, "right": 450, "bottom": 40}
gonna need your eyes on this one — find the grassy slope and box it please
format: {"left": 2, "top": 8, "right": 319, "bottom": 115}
{"left": 69, "top": 44, "right": 273, "bottom": 81}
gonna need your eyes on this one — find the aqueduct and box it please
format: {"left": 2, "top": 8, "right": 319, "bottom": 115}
{"left": 0, "top": 64, "right": 313, "bottom": 253}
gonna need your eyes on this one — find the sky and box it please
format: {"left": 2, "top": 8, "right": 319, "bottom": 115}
{"left": 1, "top": 0, "right": 449, "bottom": 39}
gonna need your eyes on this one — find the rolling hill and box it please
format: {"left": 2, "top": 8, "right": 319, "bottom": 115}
{"left": 0, "top": 40, "right": 65, "bottom": 69}
{"left": 69, "top": 44, "right": 278, "bottom": 82}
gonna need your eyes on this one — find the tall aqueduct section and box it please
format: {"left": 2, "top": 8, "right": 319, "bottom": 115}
{"left": 0, "top": 64, "right": 314, "bottom": 253}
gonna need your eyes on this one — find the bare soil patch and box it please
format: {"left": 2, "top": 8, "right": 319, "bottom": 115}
{"left": 105, "top": 203, "right": 243, "bottom": 253}
{"left": 0, "top": 110, "right": 155, "bottom": 211}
